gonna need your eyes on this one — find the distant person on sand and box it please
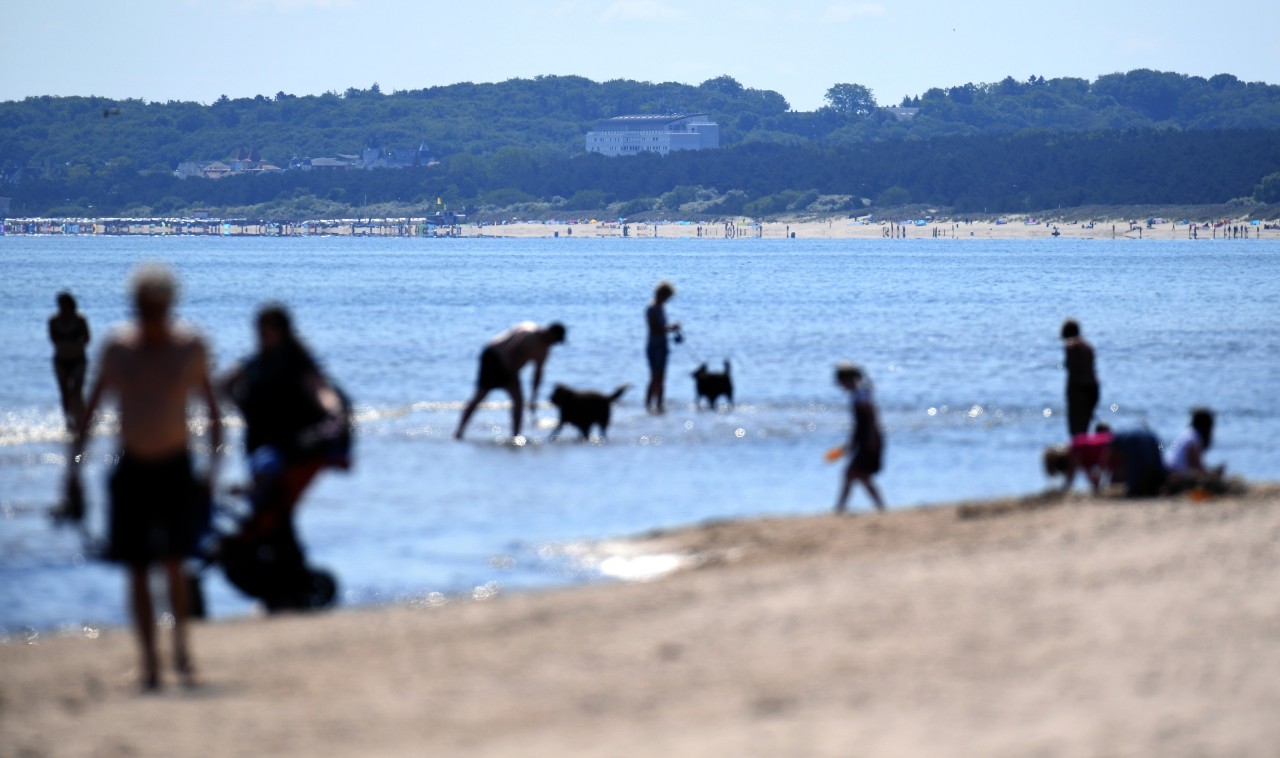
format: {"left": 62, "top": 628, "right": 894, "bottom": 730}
{"left": 49, "top": 291, "right": 91, "bottom": 430}
{"left": 834, "top": 362, "right": 886, "bottom": 514}
{"left": 455, "top": 321, "right": 567, "bottom": 440}
{"left": 644, "top": 280, "right": 681, "bottom": 413}
{"left": 1060, "top": 318, "right": 1099, "bottom": 436}
{"left": 1165, "top": 407, "right": 1226, "bottom": 488}
{"left": 68, "top": 264, "right": 221, "bottom": 690}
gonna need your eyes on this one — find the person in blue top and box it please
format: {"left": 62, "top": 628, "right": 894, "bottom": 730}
{"left": 834, "top": 362, "right": 886, "bottom": 514}
{"left": 644, "top": 280, "right": 681, "bottom": 414}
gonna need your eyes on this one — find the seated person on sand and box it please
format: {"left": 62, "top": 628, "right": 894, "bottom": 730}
{"left": 1164, "top": 407, "right": 1227, "bottom": 492}
{"left": 454, "top": 321, "right": 567, "bottom": 440}
{"left": 1043, "top": 422, "right": 1115, "bottom": 495}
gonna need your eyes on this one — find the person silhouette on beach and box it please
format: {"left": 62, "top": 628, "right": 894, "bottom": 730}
{"left": 1060, "top": 318, "right": 1099, "bottom": 437}
{"left": 834, "top": 362, "right": 886, "bottom": 514}
{"left": 68, "top": 264, "right": 221, "bottom": 690}
{"left": 644, "top": 280, "right": 681, "bottom": 413}
{"left": 454, "top": 321, "right": 567, "bottom": 440}
{"left": 49, "top": 291, "right": 90, "bottom": 431}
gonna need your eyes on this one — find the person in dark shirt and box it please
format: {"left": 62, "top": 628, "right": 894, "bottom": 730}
{"left": 834, "top": 362, "right": 886, "bottom": 514}
{"left": 1061, "top": 318, "right": 1099, "bottom": 437}
{"left": 48, "top": 291, "right": 91, "bottom": 430}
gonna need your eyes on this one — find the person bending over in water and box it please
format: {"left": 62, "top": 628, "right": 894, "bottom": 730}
{"left": 455, "top": 321, "right": 567, "bottom": 440}
{"left": 645, "top": 280, "right": 681, "bottom": 413}
{"left": 220, "top": 304, "right": 350, "bottom": 543}
{"left": 49, "top": 291, "right": 91, "bottom": 430}
{"left": 69, "top": 264, "right": 221, "bottom": 690}
{"left": 834, "top": 362, "right": 886, "bottom": 514}
{"left": 1061, "top": 318, "right": 1100, "bottom": 437}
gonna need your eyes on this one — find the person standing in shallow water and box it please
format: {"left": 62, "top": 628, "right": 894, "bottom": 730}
{"left": 49, "top": 291, "right": 90, "bottom": 430}
{"left": 834, "top": 362, "right": 886, "bottom": 514}
{"left": 68, "top": 264, "right": 221, "bottom": 690}
{"left": 1061, "top": 318, "right": 1099, "bottom": 437}
{"left": 644, "top": 280, "right": 681, "bottom": 413}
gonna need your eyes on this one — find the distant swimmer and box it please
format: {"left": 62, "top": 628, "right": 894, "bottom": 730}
{"left": 833, "top": 362, "right": 886, "bottom": 514}
{"left": 454, "top": 321, "right": 567, "bottom": 440}
{"left": 49, "top": 291, "right": 91, "bottom": 430}
{"left": 1060, "top": 318, "right": 1099, "bottom": 437}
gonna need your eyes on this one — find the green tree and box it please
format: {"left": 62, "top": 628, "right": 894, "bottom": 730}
{"left": 824, "top": 83, "right": 877, "bottom": 116}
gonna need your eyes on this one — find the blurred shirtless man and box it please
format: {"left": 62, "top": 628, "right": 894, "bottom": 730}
{"left": 69, "top": 263, "right": 221, "bottom": 690}
{"left": 454, "top": 321, "right": 566, "bottom": 440}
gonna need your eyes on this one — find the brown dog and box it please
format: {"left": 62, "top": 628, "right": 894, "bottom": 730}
{"left": 550, "top": 384, "right": 629, "bottom": 439}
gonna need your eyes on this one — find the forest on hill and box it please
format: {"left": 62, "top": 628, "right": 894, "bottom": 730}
{"left": 2, "top": 70, "right": 1279, "bottom": 219}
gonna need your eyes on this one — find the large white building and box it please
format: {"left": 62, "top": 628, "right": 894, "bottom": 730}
{"left": 585, "top": 114, "right": 720, "bottom": 157}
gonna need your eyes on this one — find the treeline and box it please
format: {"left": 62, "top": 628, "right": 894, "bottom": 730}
{"left": 3, "top": 69, "right": 1279, "bottom": 174}
{"left": 9, "top": 128, "right": 1280, "bottom": 219}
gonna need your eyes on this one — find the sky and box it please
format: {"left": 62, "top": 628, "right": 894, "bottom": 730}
{"left": 3, "top": 0, "right": 1276, "bottom": 112}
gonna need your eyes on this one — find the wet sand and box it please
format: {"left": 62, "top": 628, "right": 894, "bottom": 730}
{"left": 4, "top": 485, "right": 1280, "bottom": 757}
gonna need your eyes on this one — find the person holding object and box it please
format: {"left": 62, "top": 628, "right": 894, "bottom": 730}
{"left": 68, "top": 263, "right": 221, "bottom": 690}
{"left": 644, "top": 280, "right": 681, "bottom": 413}
{"left": 833, "top": 362, "right": 886, "bottom": 514}
{"left": 455, "top": 321, "right": 567, "bottom": 440}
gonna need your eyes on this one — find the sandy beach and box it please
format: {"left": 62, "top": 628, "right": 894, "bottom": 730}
{"left": 465, "top": 216, "right": 1279, "bottom": 241}
{"left": 4, "top": 484, "right": 1279, "bottom": 757}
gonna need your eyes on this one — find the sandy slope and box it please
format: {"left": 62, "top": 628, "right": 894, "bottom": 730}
{"left": 3, "top": 485, "right": 1280, "bottom": 757}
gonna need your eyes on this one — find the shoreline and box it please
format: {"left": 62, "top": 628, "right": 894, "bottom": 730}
{"left": 3, "top": 216, "right": 1278, "bottom": 240}
{"left": 4, "top": 483, "right": 1279, "bottom": 756}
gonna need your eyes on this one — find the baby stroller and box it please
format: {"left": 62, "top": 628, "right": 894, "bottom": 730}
{"left": 188, "top": 486, "right": 338, "bottom": 617}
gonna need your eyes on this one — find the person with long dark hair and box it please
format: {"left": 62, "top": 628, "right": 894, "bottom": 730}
{"left": 220, "top": 305, "right": 349, "bottom": 556}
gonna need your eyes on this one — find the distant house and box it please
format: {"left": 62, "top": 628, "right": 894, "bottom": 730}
{"left": 360, "top": 141, "right": 433, "bottom": 170}
{"left": 586, "top": 114, "right": 720, "bottom": 157}
{"left": 201, "top": 161, "right": 232, "bottom": 179}
{"left": 308, "top": 157, "right": 353, "bottom": 171}
{"left": 883, "top": 107, "right": 920, "bottom": 121}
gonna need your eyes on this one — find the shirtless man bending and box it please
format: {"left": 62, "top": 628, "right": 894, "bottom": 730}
{"left": 69, "top": 264, "right": 221, "bottom": 690}
{"left": 454, "top": 321, "right": 566, "bottom": 440}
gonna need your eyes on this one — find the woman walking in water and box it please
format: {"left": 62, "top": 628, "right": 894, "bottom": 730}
{"left": 48, "top": 291, "right": 90, "bottom": 430}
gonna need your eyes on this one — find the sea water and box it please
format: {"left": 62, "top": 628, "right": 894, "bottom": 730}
{"left": 3, "top": 234, "right": 1278, "bottom": 635}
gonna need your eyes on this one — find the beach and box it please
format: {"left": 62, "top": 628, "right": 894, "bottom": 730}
{"left": 467, "top": 216, "right": 1278, "bottom": 241}
{"left": 4, "top": 484, "right": 1279, "bottom": 757}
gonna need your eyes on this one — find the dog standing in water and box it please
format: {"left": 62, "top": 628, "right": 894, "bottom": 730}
{"left": 692, "top": 360, "right": 733, "bottom": 409}
{"left": 550, "top": 384, "right": 629, "bottom": 439}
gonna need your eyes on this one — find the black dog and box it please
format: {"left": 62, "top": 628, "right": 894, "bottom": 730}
{"left": 692, "top": 360, "right": 733, "bottom": 409}
{"left": 550, "top": 384, "right": 629, "bottom": 439}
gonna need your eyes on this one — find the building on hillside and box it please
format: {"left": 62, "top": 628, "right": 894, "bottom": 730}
{"left": 585, "top": 114, "right": 719, "bottom": 157}
{"left": 883, "top": 107, "right": 920, "bottom": 121}
{"left": 360, "top": 141, "right": 434, "bottom": 170}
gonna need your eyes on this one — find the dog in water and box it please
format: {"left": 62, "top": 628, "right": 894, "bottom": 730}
{"left": 550, "top": 384, "right": 629, "bottom": 439}
{"left": 692, "top": 360, "right": 733, "bottom": 409}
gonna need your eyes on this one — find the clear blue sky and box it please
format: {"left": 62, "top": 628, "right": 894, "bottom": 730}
{"left": 4, "top": 0, "right": 1275, "bottom": 111}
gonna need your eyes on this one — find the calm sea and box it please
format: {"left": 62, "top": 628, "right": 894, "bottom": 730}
{"left": 3, "top": 234, "right": 1278, "bottom": 635}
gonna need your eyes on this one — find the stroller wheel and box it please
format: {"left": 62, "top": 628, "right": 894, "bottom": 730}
{"left": 307, "top": 569, "right": 338, "bottom": 609}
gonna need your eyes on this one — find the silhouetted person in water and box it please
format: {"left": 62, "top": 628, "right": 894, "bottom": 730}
{"left": 1061, "top": 318, "right": 1099, "bottom": 436}
{"left": 644, "top": 280, "right": 681, "bottom": 413}
{"left": 49, "top": 291, "right": 90, "bottom": 430}
{"left": 834, "top": 362, "right": 886, "bottom": 514}
{"left": 454, "top": 322, "right": 567, "bottom": 440}
{"left": 69, "top": 264, "right": 221, "bottom": 690}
